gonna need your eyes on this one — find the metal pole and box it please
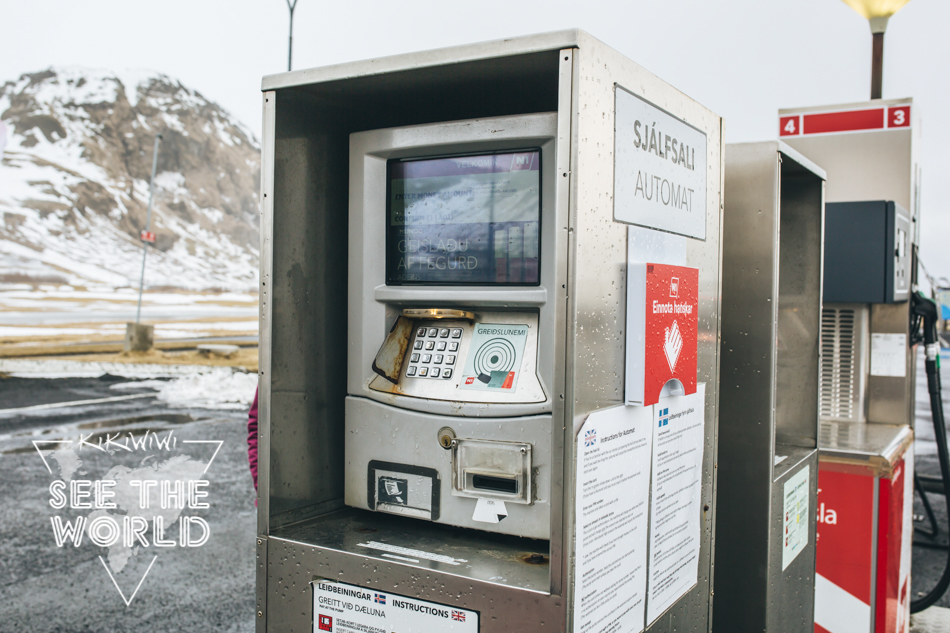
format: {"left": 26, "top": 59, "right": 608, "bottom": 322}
{"left": 286, "top": 0, "right": 298, "bottom": 72}
{"left": 871, "top": 31, "right": 884, "bottom": 99}
{"left": 135, "top": 133, "right": 162, "bottom": 325}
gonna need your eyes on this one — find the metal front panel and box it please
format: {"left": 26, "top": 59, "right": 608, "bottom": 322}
{"left": 868, "top": 303, "right": 914, "bottom": 425}
{"left": 266, "top": 519, "right": 565, "bottom": 633}
{"left": 716, "top": 143, "right": 780, "bottom": 632}
{"left": 568, "top": 34, "right": 723, "bottom": 633}
{"left": 344, "top": 396, "right": 552, "bottom": 539}
{"left": 766, "top": 450, "right": 819, "bottom": 633}
{"left": 259, "top": 91, "right": 275, "bottom": 537}
{"left": 820, "top": 304, "right": 869, "bottom": 422}
{"left": 717, "top": 143, "right": 823, "bottom": 633}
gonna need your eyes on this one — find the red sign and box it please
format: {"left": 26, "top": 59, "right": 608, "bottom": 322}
{"left": 626, "top": 263, "right": 698, "bottom": 406}
{"left": 318, "top": 614, "right": 333, "bottom": 631}
{"left": 780, "top": 105, "right": 911, "bottom": 137}
{"left": 814, "top": 455, "right": 913, "bottom": 633}
{"left": 140, "top": 230, "right": 156, "bottom": 243}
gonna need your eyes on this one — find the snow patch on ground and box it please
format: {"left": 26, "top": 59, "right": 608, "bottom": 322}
{"left": 154, "top": 367, "right": 257, "bottom": 410}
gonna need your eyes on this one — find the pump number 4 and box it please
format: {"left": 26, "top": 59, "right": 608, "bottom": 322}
{"left": 779, "top": 115, "right": 800, "bottom": 137}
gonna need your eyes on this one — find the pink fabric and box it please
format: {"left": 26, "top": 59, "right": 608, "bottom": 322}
{"left": 248, "top": 389, "right": 259, "bottom": 492}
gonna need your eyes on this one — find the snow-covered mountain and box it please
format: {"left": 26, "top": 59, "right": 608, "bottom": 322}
{"left": 0, "top": 68, "right": 260, "bottom": 291}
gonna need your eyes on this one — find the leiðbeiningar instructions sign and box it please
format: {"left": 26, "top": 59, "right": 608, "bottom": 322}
{"left": 614, "top": 86, "right": 707, "bottom": 240}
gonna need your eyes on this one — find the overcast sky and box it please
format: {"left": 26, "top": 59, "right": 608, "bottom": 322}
{"left": 4, "top": 0, "right": 948, "bottom": 277}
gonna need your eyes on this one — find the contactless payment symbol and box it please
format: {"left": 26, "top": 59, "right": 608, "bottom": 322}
{"left": 460, "top": 324, "right": 528, "bottom": 392}
{"left": 473, "top": 338, "right": 516, "bottom": 387}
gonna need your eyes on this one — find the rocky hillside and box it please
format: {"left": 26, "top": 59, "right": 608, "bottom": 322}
{"left": 0, "top": 68, "right": 260, "bottom": 290}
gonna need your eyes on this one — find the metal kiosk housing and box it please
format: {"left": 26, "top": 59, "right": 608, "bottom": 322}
{"left": 257, "top": 30, "right": 725, "bottom": 633}
{"left": 715, "top": 142, "right": 826, "bottom": 633}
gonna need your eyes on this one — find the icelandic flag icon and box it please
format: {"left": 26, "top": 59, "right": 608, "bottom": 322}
{"left": 374, "top": 593, "right": 386, "bottom": 604}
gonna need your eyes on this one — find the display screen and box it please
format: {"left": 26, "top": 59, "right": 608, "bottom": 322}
{"left": 386, "top": 150, "right": 541, "bottom": 285}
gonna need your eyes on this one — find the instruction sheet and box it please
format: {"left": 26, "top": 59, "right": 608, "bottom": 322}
{"left": 646, "top": 385, "right": 705, "bottom": 624}
{"left": 782, "top": 466, "right": 810, "bottom": 570}
{"left": 573, "top": 405, "right": 653, "bottom": 633}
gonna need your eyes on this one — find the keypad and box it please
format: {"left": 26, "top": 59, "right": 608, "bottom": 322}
{"left": 406, "top": 322, "right": 462, "bottom": 379}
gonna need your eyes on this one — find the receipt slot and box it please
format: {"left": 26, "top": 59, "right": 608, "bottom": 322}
{"left": 257, "top": 30, "right": 724, "bottom": 633}
{"left": 715, "top": 142, "right": 825, "bottom": 633}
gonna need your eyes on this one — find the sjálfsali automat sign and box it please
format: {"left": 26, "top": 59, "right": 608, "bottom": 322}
{"left": 614, "top": 86, "right": 707, "bottom": 240}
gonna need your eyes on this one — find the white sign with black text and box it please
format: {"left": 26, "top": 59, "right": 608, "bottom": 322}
{"left": 573, "top": 405, "right": 653, "bottom": 633}
{"left": 646, "top": 385, "right": 705, "bottom": 624}
{"left": 614, "top": 87, "right": 707, "bottom": 240}
{"left": 313, "top": 580, "right": 478, "bottom": 633}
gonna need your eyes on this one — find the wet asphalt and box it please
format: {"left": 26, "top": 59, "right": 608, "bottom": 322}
{"left": 0, "top": 375, "right": 256, "bottom": 632}
{"left": 1, "top": 367, "right": 950, "bottom": 629}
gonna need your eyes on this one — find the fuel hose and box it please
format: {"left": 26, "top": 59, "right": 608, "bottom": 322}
{"left": 910, "top": 292, "right": 950, "bottom": 612}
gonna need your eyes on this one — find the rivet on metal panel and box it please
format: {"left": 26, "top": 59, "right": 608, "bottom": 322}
{"left": 257, "top": 539, "right": 262, "bottom": 546}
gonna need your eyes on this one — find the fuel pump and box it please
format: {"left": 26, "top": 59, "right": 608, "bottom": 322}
{"left": 780, "top": 98, "right": 921, "bottom": 633}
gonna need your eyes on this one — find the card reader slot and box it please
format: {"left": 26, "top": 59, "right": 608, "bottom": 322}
{"left": 472, "top": 474, "right": 519, "bottom": 494}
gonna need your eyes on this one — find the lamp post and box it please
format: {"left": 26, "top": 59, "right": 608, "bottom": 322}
{"left": 839, "top": 0, "right": 914, "bottom": 99}
{"left": 286, "top": 0, "right": 298, "bottom": 72}
{"left": 135, "top": 133, "right": 162, "bottom": 325}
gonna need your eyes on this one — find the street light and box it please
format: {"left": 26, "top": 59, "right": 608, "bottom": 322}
{"left": 839, "top": 0, "right": 914, "bottom": 99}
{"left": 286, "top": 0, "right": 299, "bottom": 72}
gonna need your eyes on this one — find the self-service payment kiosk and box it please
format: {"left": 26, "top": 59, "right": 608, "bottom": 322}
{"left": 257, "top": 30, "right": 724, "bottom": 633}
{"left": 715, "top": 142, "right": 825, "bottom": 633}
